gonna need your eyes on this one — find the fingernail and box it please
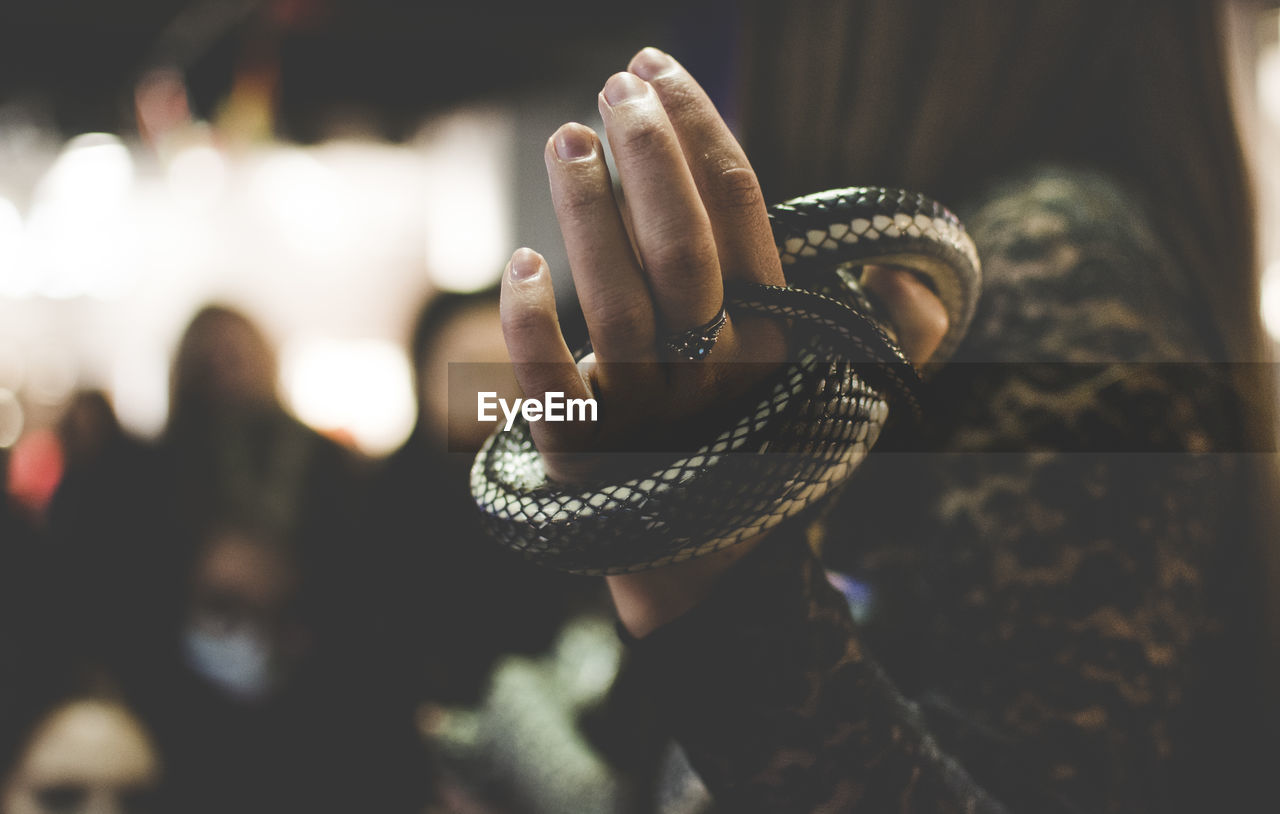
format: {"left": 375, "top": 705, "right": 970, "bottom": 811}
{"left": 554, "top": 126, "right": 595, "bottom": 161}
{"left": 601, "top": 72, "right": 648, "bottom": 106}
{"left": 630, "top": 47, "right": 675, "bottom": 81}
{"left": 509, "top": 248, "right": 541, "bottom": 281}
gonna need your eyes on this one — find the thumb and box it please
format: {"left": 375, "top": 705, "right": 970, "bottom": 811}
{"left": 860, "top": 264, "right": 949, "bottom": 364}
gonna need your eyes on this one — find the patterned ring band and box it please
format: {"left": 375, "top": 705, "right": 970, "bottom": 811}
{"left": 663, "top": 304, "right": 728, "bottom": 361}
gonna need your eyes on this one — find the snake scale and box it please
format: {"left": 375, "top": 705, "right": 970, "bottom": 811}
{"left": 471, "top": 187, "right": 981, "bottom": 575}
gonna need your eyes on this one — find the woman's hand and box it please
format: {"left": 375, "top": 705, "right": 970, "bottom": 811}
{"left": 499, "top": 47, "right": 789, "bottom": 484}
{"left": 499, "top": 47, "right": 948, "bottom": 637}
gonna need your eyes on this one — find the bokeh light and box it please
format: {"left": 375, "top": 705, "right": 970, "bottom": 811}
{"left": 0, "top": 387, "right": 23, "bottom": 448}
{"left": 166, "top": 143, "right": 228, "bottom": 209}
{"left": 280, "top": 336, "right": 415, "bottom": 456}
{"left": 24, "top": 133, "right": 140, "bottom": 300}
{"left": 418, "top": 108, "right": 512, "bottom": 293}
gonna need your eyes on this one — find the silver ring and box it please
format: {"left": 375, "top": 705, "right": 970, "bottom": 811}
{"left": 663, "top": 304, "right": 727, "bottom": 361}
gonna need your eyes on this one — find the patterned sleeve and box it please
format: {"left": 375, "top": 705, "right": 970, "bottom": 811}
{"left": 621, "top": 169, "right": 1255, "bottom": 813}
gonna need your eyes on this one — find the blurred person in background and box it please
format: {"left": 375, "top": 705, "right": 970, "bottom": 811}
{"left": 45, "top": 305, "right": 360, "bottom": 682}
{"left": 180, "top": 521, "right": 310, "bottom": 705}
{"left": 45, "top": 391, "right": 156, "bottom": 643}
{"left": 160, "top": 303, "right": 354, "bottom": 538}
{"left": 1, "top": 445, "right": 39, "bottom": 586}
{"left": 125, "top": 515, "right": 430, "bottom": 814}
{"left": 33, "top": 303, "right": 429, "bottom": 811}
{"left": 150, "top": 302, "right": 363, "bottom": 661}
{"left": 54, "top": 391, "right": 142, "bottom": 478}
{"left": 1, "top": 450, "right": 58, "bottom": 726}
{"left": 1, "top": 543, "right": 162, "bottom": 814}
{"left": 0, "top": 670, "right": 162, "bottom": 814}
{"left": 140, "top": 304, "right": 426, "bottom": 812}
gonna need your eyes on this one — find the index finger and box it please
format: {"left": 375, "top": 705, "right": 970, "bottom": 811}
{"left": 628, "top": 47, "right": 784, "bottom": 287}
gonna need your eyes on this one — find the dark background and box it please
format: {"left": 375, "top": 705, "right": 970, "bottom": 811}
{"left": 0, "top": 0, "right": 740, "bottom": 141}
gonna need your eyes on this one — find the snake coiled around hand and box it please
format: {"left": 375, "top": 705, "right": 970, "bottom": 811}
{"left": 471, "top": 187, "right": 981, "bottom": 575}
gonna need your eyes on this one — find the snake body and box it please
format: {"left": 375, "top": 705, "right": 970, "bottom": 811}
{"left": 471, "top": 188, "right": 981, "bottom": 575}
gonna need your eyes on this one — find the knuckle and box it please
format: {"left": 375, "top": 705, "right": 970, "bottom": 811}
{"left": 646, "top": 236, "right": 718, "bottom": 279}
{"left": 551, "top": 169, "right": 611, "bottom": 215}
{"left": 615, "top": 115, "right": 669, "bottom": 154}
{"left": 501, "top": 303, "right": 552, "bottom": 339}
{"left": 655, "top": 81, "right": 700, "bottom": 118}
{"left": 553, "top": 182, "right": 606, "bottom": 216}
{"left": 589, "top": 295, "right": 653, "bottom": 339}
{"left": 708, "top": 164, "right": 763, "bottom": 214}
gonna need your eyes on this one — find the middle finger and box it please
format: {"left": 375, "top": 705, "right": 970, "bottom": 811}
{"left": 628, "top": 48, "right": 784, "bottom": 288}
{"left": 598, "top": 72, "right": 724, "bottom": 337}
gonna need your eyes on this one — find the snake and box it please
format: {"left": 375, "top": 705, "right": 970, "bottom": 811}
{"left": 471, "top": 187, "right": 981, "bottom": 575}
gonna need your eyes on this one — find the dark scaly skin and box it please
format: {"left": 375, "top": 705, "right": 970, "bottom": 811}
{"left": 622, "top": 168, "right": 1259, "bottom": 812}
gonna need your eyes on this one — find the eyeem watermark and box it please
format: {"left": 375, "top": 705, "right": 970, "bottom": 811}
{"left": 478, "top": 391, "right": 598, "bottom": 431}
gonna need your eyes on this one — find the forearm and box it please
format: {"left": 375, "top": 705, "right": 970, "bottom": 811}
{"left": 620, "top": 525, "right": 1009, "bottom": 813}
{"left": 606, "top": 536, "right": 764, "bottom": 639}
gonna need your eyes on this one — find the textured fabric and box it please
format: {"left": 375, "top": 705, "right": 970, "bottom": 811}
{"left": 622, "top": 168, "right": 1265, "bottom": 813}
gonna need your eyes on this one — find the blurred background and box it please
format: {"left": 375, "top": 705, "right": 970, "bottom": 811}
{"left": 1, "top": 2, "right": 1279, "bottom": 813}
{"left": 0, "top": 3, "right": 741, "bottom": 813}
{"left": 0, "top": 0, "right": 1276, "bottom": 464}
{"left": 0, "top": 0, "right": 739, "bottom": 461}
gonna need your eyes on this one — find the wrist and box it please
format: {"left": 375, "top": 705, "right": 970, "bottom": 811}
{"left": 606, "top": 534, "right": 765, "bottom": 638}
